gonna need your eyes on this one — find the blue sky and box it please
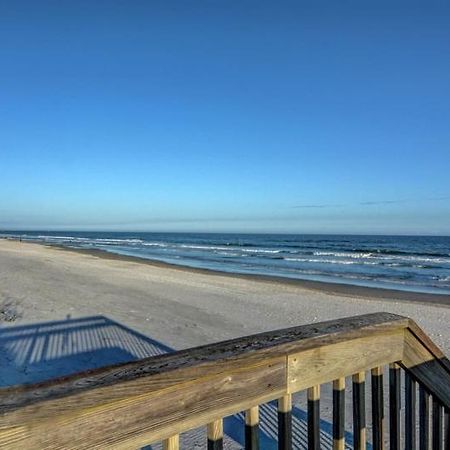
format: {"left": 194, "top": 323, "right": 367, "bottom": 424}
{"left": 1, "top": 1, "right": 449, "bottom": 234}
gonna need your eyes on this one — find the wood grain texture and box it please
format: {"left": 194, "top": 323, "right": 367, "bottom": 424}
{"left": 208, "top": 419, "right": 224, "bottom": 450}
{"left": 207, "top": 419, "right": 223, "bottom": 441}
{"left": 278, "top": 394, "right": 292, "bottom": 413}
{"left": 163, "top": 435, "right": 179, "bottom": 450}
{"left": 406, "top": 319, "right": 450, "bottom": 371}
{"left": 287, "top": 331, "right": 403, "bottom": 393}
{"left": 1, "top": 312, "right": 449, "bottom": 450}
{"left": 0, "top": 312, "right": 408, "bottom": 415}
{"left": 245, "top": 406, "right": 259, "bottom": 427}
{"left": 402, "top": 330, "right": 450, "bottom": 409}
{"left": 0, "top": 359, "right": 285, "bottom": 449}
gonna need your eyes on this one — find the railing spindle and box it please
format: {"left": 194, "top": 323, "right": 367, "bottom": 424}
{"left": 405, "top": 372, "right": 417, "bottom": 450}
{"left": 308, "top": 385, "right": 321, "bottom": 450}
{"left": 333, "top": 378, "right": 345, "bottom": 450}
{"left": 444, "top": 408, "right": 449, "bottom": 450}
{"left": 245, "top": 406, "right": 260, "bottom": 450}
{"left": 389, "top": 363, "right": 401, "bottom": 450}
{"left": 371, "top": 366, "right": 384, "bottom": 450}
{"left": 163, "top": 435, "right": 179, "bottom": 450}
{"left": 278, "top": 394, "right": 292, "bottom": 450}
{"left": 353, "top": 372, "right": 366, "bottom": 450}
{"left": 420, "top": 385, "right": 431, "bottom": 450}
{"left": 207, "top": 418, "right": 223, "bottom": 450}
{"left": 433, "top": 399, "right": 443, "bottom": 450}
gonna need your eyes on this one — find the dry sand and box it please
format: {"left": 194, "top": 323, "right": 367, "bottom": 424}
{"left": 1, "top": 239, "right": 449, "bottom": 448}
{"left": 1, "top": 239, "right": 449, "bottom": 355}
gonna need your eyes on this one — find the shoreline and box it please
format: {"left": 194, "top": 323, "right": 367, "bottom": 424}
{"left": 37, "top": 240, "right": 450, "bottom": 307}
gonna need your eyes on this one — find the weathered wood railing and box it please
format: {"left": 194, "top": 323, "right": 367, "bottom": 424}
{"left": 1, "top": 312, "right": 450, "bottom": 449}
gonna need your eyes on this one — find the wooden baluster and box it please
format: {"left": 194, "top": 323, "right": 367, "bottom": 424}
{"left": 433, "top": 399, "right": 443, "bottom": 450}
{"left": 278, "top": 394, "right": 292, "bottom": 450}
{"left": 353, "top": 372, "right": 366, "bottom": 450}
{"left": 405, "top": 372, "right": 417, "bottom": 450}
{"left": 444, "top": 408, "right": 449, "bottom": 450}
{"left": 245, "top": 406, "right": 260, "bottom": 450}
{"left": 420, "top": 385, "right": 431, "bottom": 450}
{"left": 308, "top": 385, "right": 320, "bottom": 450}
{"left": 371, "top": 367, "right": 384, "bottom": 450}
{"left": 389, "top": 363, "right": 401, "bottom": 450}
{"left": 333, "top": 378, "right": 345, "bottom": 450}
{"left": 208, "top": 418, "right": 223, "bottom": 450}
{"left": 163, "top": 435, "right": 179, "bottom": 450}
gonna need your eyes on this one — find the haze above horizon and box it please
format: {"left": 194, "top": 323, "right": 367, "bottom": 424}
{"left": 1, "top": 1, "right": 449, "bottom": 235}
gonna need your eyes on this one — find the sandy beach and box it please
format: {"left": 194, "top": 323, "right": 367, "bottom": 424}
{"left": 1, "top": 238, "right": 449, "bottom": 364}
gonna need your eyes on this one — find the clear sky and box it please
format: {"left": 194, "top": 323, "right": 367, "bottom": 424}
{"left": 1, "top": 1, "right": 449, "bottom": 235}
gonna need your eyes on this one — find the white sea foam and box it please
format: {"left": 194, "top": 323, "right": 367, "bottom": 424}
{"left": 312, "top": 250, "right": 450, "bottom": 264}
{"left": 37, "top": 235, "right": 90, "bottom": 241}
{"left": 178, "top": 244, "right": 230, "bottom": 250}
{"left": 313, "top": 251, "right": 376, "bottom": 259}
{"left": 216, "top": 251, "right": 240, "bottom": 256}
{"left": 94, "top": 238, "right": 143, "bottom": 243}
{"left": 284, "top": 257, "right": 379, "bottom": 265}
{"left": 240, "top": 248, "right": 282, "bottom": 254}
{"left": 35, "top": 235, "right": 145, "bottom": 245}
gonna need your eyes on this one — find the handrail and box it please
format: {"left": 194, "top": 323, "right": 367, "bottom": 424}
{"left": 0, "top": 312, "right": 449, "bottom": 449}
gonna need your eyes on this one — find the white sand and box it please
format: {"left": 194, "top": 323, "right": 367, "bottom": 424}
{"left": 1, "top": 239, "right": 449, "bottom": 355}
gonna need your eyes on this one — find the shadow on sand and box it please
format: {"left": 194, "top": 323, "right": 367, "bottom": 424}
{"left": 0, "top": 315, "right": 358, "bottom": 449}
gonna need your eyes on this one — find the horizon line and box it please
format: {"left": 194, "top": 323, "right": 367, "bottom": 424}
{"left": 1, "top": 229, "right": 449, "bottom": 238}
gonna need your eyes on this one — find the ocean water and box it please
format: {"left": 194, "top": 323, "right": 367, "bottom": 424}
{"left": 2, "top": 231, "right": 450, "bottom": 295}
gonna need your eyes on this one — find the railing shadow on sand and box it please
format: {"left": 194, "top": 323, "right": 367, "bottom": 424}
{"left": 0, "top": 315, "right": 357, "bottom": 450}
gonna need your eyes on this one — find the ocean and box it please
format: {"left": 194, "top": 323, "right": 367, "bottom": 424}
{"left": 2, "top": 231, "right": 450, "bottom": 295}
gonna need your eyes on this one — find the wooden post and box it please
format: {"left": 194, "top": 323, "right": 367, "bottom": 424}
{"left": 420, "top": 385, "right": 430, "bottom": 450}
{"left": 333, "top": 378, "right": 345, "bottom": 450}
{"left": 389, "top": 363, "right": 401, "bottom": 450}
{"left": 371, "top": 367, "right": 384, "bottom": 450}
{"left": 278, "top": 394, "right": 292, "bottom": 450}
{"left": 444, "top": 408, "right": 449, "bottom": 450}
{"left": 207, "top": 418, "right": 223, "bottom": 450}
{"left": 433, "top": 398, "right": 443, "bottom": 450}
{"left": 163, "top": 435, "right": 179, "bottom": 450}
{"left": 308, "top": 385, "right": 320, "bottom": 450}
{"left": 405, "top": 372, "right": 417, "bottom": 450}
{"left": 245, "top": 406, "right": 260, "bottom": 450}
{"left": 353, "top": 372, "right": 366, "bottom": 450}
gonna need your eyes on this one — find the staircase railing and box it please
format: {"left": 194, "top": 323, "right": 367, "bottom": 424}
{"left": 0, "top": 312, "right": 449, "bottom": 449}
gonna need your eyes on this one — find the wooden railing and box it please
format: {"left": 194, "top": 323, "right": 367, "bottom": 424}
{"left": 0, "top": 312, "right": 450, "bottom": 449}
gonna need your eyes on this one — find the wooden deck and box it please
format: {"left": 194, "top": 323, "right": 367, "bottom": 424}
{"left": 0, "top": 312, "right": 449, "bottom": 449}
